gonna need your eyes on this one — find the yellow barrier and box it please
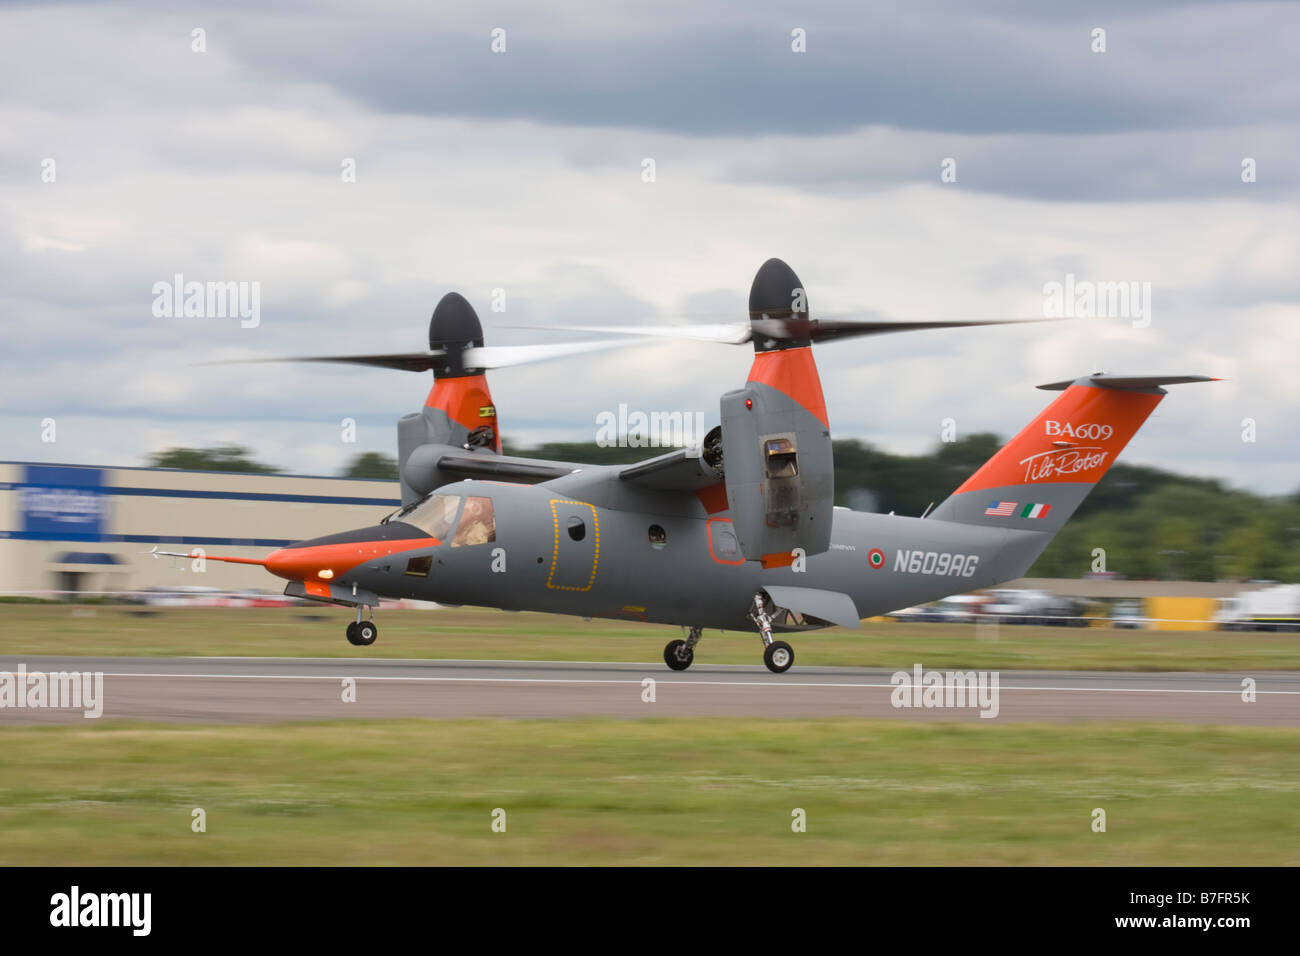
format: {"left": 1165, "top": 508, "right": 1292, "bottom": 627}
{"left": 1145, "top": 596, "right": 1219, "bottom": 631}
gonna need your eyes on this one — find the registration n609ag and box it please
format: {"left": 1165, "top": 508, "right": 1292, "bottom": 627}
{"left": 894, "top": 550, "right": 980, "bottom": 577}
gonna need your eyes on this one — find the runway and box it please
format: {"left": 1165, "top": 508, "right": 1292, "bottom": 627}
{"left": 1, "top": 655, "right": 1297, "bottom": 725}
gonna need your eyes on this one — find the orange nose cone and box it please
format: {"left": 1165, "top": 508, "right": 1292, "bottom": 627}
{"left": 262, "top": 536, "right": 431, "bottom": 583}
{"left": 264, "top": 548, "right": 304, "bottom": 582}
{"left": 264, "top": 546, "right": 343, "bottom": 583}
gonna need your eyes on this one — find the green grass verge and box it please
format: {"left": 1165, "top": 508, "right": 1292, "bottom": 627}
{"left": 2, "top": 605, "right": 1297, "bottom": 671}
{"left": 0, "top": 718, "right": 1295, "bottom": 865}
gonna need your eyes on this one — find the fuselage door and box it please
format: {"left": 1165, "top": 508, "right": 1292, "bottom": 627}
{"left": 547, "top": 499, "right": 598, "bottom": 591}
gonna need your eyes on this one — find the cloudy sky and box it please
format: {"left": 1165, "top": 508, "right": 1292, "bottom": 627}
{"left": 2, "top": 0, "right": 1297, "bottom": 494}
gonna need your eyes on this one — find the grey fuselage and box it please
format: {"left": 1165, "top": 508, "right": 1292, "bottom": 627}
{"left": 340, "top": 473, "right": 1050, "bottom": 633}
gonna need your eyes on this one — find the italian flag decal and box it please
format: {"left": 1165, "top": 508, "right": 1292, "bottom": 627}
{"left": 1020, "top": 502, "right": 1052, "bottom": 519}
{"left": 867, "top": 548, "right": 886, "bottom": 568}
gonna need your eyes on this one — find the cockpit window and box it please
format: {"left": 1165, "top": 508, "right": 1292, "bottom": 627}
{"left": 451, "top": 496, "right": 495, "bottom": 547}
{"left": 400, "top": 493, "right": 463, "bottom": 541}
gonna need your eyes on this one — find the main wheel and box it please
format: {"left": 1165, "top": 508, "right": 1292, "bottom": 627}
{"left": 763, "top": 640, "right": 794, "bottom": 674}
{"left": 663, "top": 639, "right": 693, "bottom": 671}
{"left": 350, "top": 620, "right": 378, "bottom": 646}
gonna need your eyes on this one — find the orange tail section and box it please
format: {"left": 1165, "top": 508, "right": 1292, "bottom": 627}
{"left": 953, "top": 385, "right": 1162, "bottom": 496}
{"left": 931, "top": 374, "right": 1216, "bottom": 531}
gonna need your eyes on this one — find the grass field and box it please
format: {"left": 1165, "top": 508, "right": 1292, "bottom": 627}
{"left": 0, "top": 718, "right": 1295, "bottom": 865}
{"left": 1, "top": 604, "right": 1297, "bottom": 671}
{"left": 3, "top": 606, "right": 1295, "bottom": 866}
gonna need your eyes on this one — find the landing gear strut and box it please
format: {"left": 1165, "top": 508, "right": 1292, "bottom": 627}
{"left": 664, "top": 625, "right": 703, "bottom": 671}
{"left": 346, "top": 605, "right": 378, "bottom": 646}
{"left": 750, "top": 593, "right": 794, "bottom": 673}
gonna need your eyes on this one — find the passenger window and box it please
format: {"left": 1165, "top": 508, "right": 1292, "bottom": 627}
{"left": 567, "top": 516, "right": 586, "bottom": 541}
{"left": 451, "top": 496, "right": 495, "bottom": 547}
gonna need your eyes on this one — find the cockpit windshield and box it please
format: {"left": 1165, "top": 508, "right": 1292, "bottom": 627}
{"left": 451, "top": 496, "right": 495, "bottom": 547}
{"left": 393, "top": 493, "right": 463, "bottom": 541}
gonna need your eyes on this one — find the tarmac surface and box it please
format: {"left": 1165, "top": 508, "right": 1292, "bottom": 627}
{"left": 1, "top": 655, "right": 1297, "bottom": 725}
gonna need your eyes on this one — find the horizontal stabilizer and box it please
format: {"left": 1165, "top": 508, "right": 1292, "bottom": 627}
{"left": 1037, "top": 374, "right": 1219, "bottom": 392}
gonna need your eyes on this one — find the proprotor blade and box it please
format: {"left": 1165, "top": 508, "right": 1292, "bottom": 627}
{"left": 515, "top": 259, "right": 1054, "bottom": 351}
{"left": 198, "top": 286, "right": 652, "bottom": 374}
{"left": 799, "top": 315, "right": 1061, "bottom": 343}
{"left": 501, "top": 322, "right": 753, "bottom": 345}
{"left": 197, "top": 351, "right": 449, "bottom": 372}
{"left": 198, "top": 338, "right": 648, "bottom": 373}
{"left": 463, "top": 339, "right": 655, "bottom": 368}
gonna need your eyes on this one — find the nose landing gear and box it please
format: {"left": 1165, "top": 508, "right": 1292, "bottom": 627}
{"left": 663, "top": 625, "right": 703, "bottom": 671}
{"left": 346, "top": 605, "right": 378, "bottom": 646}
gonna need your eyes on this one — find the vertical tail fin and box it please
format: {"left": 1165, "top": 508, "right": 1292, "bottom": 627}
{"left": 930, "top": 374, "right": 1216, "bottom": 532}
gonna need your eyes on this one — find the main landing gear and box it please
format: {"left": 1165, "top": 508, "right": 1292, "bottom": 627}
{"left": 661, "top": 596, "right": 797, "bottom": 675}
{"left": 750, "top": 593, "right": 794, "bottom": 674}
{"left": 664, "top": 625, "right": 703, "bottom": 671}
{"left": 346, "top": 605, "right": 378, "bottom": 646}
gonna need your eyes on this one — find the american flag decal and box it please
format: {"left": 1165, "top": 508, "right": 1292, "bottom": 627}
{"left": 984, "top": 500, "right": 1017, "bottom": 516}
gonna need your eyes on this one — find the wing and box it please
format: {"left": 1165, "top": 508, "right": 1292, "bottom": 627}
{"left": 617, "top": 448, "right": 724, "bottom": 493}
{"left": 435, "top": 453, "right": 576, "bottom": 483}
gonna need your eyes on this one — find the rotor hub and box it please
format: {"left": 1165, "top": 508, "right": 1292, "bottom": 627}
{"left": 429, "top": 292, "right": 485, "bottom": 377}
{"left": 748, "top": 258, "right": 812, "bottom": 351}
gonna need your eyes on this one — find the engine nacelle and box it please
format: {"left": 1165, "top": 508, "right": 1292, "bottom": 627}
{"left": 719, "top": 374, "right": 833, "bottom": 566}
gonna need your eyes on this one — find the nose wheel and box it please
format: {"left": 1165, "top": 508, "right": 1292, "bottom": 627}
{"left": 663, "top": 625, "right": 703, "bottom": 671}
{"left": 346, "top": 607, "right": 378, "bottom": 646}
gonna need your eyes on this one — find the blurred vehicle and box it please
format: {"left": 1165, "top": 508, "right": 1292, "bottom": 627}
{"left": 1215, "top": 584, "right": 1300, "bottom": 632}
{"left": 1109, "top": 598, "right": 1147, "bottom": 629}
{"left": 932, "top": 593, "right": 989, "bottom": 623}
{"left": 136, "top": 586, "right": 299, "bottom": 607}
{"left": 138, "top": 586, "right": 224, "bottom": 607}
{"left": 984, "top": 588, "right": 1089, "bottom": 626}
{"left": 885, "top": 604, "right": 948, "bottom": 623}
{"left": 218, "top": 589, "right": 299, "bottom": 608}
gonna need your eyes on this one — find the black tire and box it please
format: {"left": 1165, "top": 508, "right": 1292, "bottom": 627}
{"left": 353, "top": 620, "right": 378, "bottom": 646}
{"left": 763, "top": 640, "right": 794, "bottom": 674}
{"left": 345, "top": 621, "right": 361, "bottom": 645}
{"left": 664, "top": 639, "right": 693, "bottom": 671}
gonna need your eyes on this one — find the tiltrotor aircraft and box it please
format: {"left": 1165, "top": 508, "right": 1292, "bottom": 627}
{"left": 175, "top": 259, "right": 1213, "bottom": 672}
